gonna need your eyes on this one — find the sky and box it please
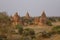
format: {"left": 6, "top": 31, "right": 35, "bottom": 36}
{"left": 0, "top": 0, "right": 60, "bottom": 17}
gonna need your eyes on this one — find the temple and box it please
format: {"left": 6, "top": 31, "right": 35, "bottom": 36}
{"left": 25, "top": 12, "right": 30, "bottom": 19}
{"left": 11, "top": 12, "right": 22, "bottom": 26}
{"left": 39, "top": 11, "right": 47, "bottom": 25}
{"left": 34, "top": 17, "right": 39, "bottom": 25}
{"left": 11, "top": 11, "right": 47, "bottom": 26}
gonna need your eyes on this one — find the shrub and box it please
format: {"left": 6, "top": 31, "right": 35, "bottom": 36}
{"left": 23, "top": 28, "right": 35, "bottom": 39}
{"left": 23, "top": 29, "right": 30, "bottom": 36}
{"left": 41, "top": 31, "right": 52, "bottom": 38}
{"left": 16, "top": 24, "right": 23, "bottom": 35}
{"left": 0, "top": 12, "right": 11, "bottom": 34}
{"left": 52, "top": 25, "right": 60, "bottom": 34}
{"left": 48, "top": 17, "right": 56, "bottom": 22}
{"left": 46, "top": 20, "right": 52, "bottom": 26}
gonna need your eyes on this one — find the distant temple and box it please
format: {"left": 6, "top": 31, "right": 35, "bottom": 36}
{"left": 11, "top": 11, "right": 47, "bottom": 26}
{"left": 11, "top": 12, "right": 22, "bottom": 26}
{"left": 39, "top": 11, "right": 47, "bottom": 25}
{"left": 25, "top": 12, "right": 30, "bottom": 19}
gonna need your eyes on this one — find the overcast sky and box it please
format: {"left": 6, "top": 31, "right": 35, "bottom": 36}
{"left": 0, "top": 0, "right": 60, "bottom": 17}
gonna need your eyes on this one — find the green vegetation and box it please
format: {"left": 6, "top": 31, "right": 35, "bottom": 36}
{"left": 48, "top": 17, "right": 56, "bottom": 22}
{"left": 52, "top": 25, "right": 60, "bottom": 34}
{"left": 0, "top": 12, "right": 11, "bottom": 34}
{"left": 22, "top": 18, "right": 33, "bottom": 25}
{"left": 46, "top": 20, "right": 52, "bottom": 26}
{"left": 58, "top": 18, "right": 60, "bottom": 21}
{"left": 16, "top": 24, "right": 23, "bottom": 35}
{"left": 41, "top": 31, "right": 52, "bottom": 38}
{"left": 23, "top": 28, "right": 35, "bottom": 39}
{"left": 15, "top": 25, "right": 35, "bottom": 40}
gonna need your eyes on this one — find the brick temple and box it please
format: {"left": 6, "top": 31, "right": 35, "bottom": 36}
{"left": 11, "top": 11, "right": 47, "bottom": 26}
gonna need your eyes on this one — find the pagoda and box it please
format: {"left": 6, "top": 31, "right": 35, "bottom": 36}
{"left": 11, "top": 12, "right": 22, "bottom": 26}
{"left": 25, "top": 12, "right": 30, "bottom": 19}
{"left": 39, "top": 11, "right": 47, "bottom": 25}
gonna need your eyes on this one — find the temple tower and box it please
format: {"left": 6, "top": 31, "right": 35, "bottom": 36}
{"left": 25, "top": 12, "right": 30, "bottom": 19}
{"left": 39, "top": 11, "right": 47, "bottom": 25}
{"left": 11, "top": 12, "right": 22, "bottom": 26}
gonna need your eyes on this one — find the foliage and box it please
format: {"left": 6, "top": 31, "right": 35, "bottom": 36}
{"left": 52, "top": 25, "right": 60, "bottom": 34}
{"left": 0, "top": 12, "right": 10, "bottom": 23}
{"left": 0, "top": 12, "right": 11, "bottom": 34}
{"left": 48, "top": 17, "right": 56, "bottom": 22}
{"left": 58, "top": 18, "right": 60, "bottom": 21}
{"left": 41, "top": 31, "right": 52, "bottom": 38}
{"left": 16, "top": 24, "right": 23, "bottom": 35}
{"left": 46, "top": 20, "right": 52, "bottom": 26}
{"left": 23, "top": 28, "right": 35, "bottom": 39}
{"left": 22, "top": 18, "right": 33, "bottom": 25}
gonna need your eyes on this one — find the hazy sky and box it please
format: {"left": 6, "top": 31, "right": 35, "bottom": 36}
{"left": 0, "top": 0, "right": 60, "bottom": 17}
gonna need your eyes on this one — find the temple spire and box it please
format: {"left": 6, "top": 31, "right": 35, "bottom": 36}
{"left": 39, "top": 11, "right": 47, "bottom": 25}
{"left": 11, "top": 12, "right": 22, "bottom": 26}
{"left": 14, "top": 12, "right": 19, "bottom": 16}
{"left": 41, "top": 11, "right": 46, "bottom": 18}
{"left": 25, "top": 12, "right": 30, "bottom": 19}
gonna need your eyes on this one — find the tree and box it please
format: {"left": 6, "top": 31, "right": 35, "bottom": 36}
{"left": 46, "top": 20, "right": 52, "bottom": 26}
{"left": 0, "top": 12, "right": 11, "bottom": 34}
{"left": 48, "top": 17, "right": 56, "bottom": 22}
{"left": 16, "top": 24, "right": 23, "bottom": 35}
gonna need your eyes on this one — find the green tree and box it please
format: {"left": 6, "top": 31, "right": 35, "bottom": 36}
{"left": 16, "top": 24, "right": 23, "bottom": 35}
{"left": 0, "top": 12, "right": 11, "bottom": 34}
{"left": 46, "top": 20, "right": 52, "bottom": 26}
{"left": 48, "top": 17, "right": 56, "bottom": 22}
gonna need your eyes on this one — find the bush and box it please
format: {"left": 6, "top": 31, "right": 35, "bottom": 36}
{"left": 41, "top": 31, "right": 52, "bottom": 38}
{"left": 23, "top": 28, "right": 35, "bottom": 39}
{"left": 48, "top": 17, "right": 56, "bottom": 22}
{"left": 0, "top": 12, "right": 11, "bottom": 34}
{"left": 16, "top": 24, "right": 23, "bottom": 35}
{"left": 23, "top": 29, "right": 30, "bottom": 36}
{"left": 46, "top": 20, "right": 52, "bottom": 26}
{"left": 52, "top": 25, "right": 60, "bottom": 34}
